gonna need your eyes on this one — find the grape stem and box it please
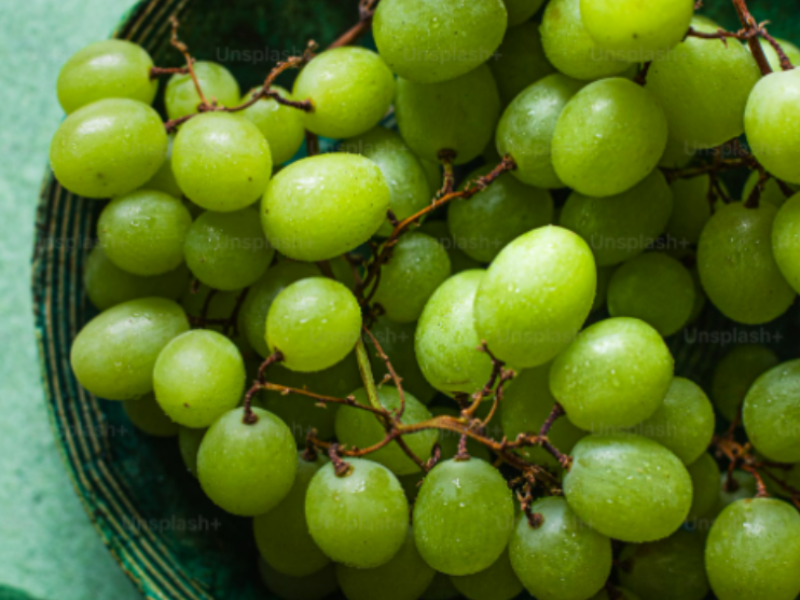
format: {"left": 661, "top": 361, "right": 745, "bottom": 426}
{"left": 328, "top": 0, "right": 379, "bottom": 50}
{"left": 436, "top": 149, "right": 457, "bottom": 198}
{"left": 241, "top": 349, "right": 284, "bottom": 425}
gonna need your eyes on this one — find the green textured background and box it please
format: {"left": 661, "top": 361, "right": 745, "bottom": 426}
{"left": 0, "top": 1, "right": 141, "bottom": 598}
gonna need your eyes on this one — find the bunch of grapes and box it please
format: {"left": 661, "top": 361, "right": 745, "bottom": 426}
{"left": 50, "top": 0, "right": 800, "bottom": 598}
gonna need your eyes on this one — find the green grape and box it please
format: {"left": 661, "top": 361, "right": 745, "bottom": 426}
{"left": 306, "top": 458, "right": 409, "bottom": 568}
{"left": 293, "top": 47, "right": 395, "bottom": 139}
{"left": 707, "top": 498, "right": 800, "bottom": 600}
{"left": 172, "top": 112, "right": 272, "bottom": 212}
{"left": 197, "top": 407, "right": 296, "bottom": 516}
{"left": 509, "top": 496, "right": 612, "bottom": 600}
{"left": 184, "top": 207, "right": 274, "bottom": 291}
{"left": 123, "top": 393, "right": 178, "bottom": 437}
{"left": 395, "top": 66, "right": 501, "bottom": 165}
{"left": 540, "top": 0, "right": 631, "bottom": 80}
{"left": 370, "top": 233, "right": 452, "bottom": 323}
{"left": 336, "top": 526, "right": 436, "bottom": 600}
{"left": 84, "top": 246, "right": 188, "bottom": 311}
{"left": 452, "top": 550, "right": 522, "bottom": 600}
{"left": 686, "top": 452, "right": 721, "bottom": 520}
{"left": 419, "top": 159, "right": 442, "bottom": 196}
{"left": 448, "top": 165, "right": 553, "bottom": 263}
{"left": 591, "top": 266, "right": 614, "bottom": 313}
{"left": 753, "top": 38, "right": 800, "bottom": 72}
{"left": 417, "top": 220, "right": 483, "bottom": 274}
{"left": 607, "top": 253, "right": 695, "bottom": 336}
{"left": 475, "top": 226, "right": 596, "bottom": 369}
{"left": 330, "top": 255, "right": 357, "bottom": 290}
{"left": 413, "top": 458, "right": 515, "bottom": 576}
{"left": 552, "top": 78, "right": 667, "bottom": 198}
{"left": 415, "top": 270, "right": 494, "bottom": 396}
{"left": 666, "top": 176, "right": 716, "bottom": 247}
{"left": 341, "top": 127, "right": 432, "bottom": 237}
{"left": 504, "top": 0, "right": 545, "bottom": 26}
{"left": 489, "top": 22, "right": 556, "bottom": 106}
{"left": 646, "top": 19, "right": 761, "bottom": 149}
{"left": 373, "top": 0, "right": 507, "bottom": 84}
{"left": 266, "top": 278, "right": 361, "bottom": 372}
{"left": 143, "top": 134, "right": 183, "bottom": 198}
{"left": 178, "top": 426, "right": 206, "bottom": 476}
{"left": 335, "top": 387, "right": 437, "bottom": 475}
{"left": 559, "top": 169, "right": 674, "bottom": 266}
{"left": 658, "top": 136, "right": 693, "bottom": 169}
{"left": 563, "top": 433, "right": 692, "bottom": 542}
{"left": 744, "top": 359, "right": 800, "bottom": 462}
{"left": 501, "top": 364, "right": 586, "bottom": 470}
{"left": 153, "top": 330, "right": 245, "bottom": 428}
{"left": 430, "top": 407, "right": 492, "bottom": 462}
{"left": 254, "top": 453, "right": 330, "bottom": 577}
{"left": 57, "top": 39, "right": 157, "bottom": 114}
{"left": 715, "top": 471, "right": 757, "bottom": 515}
{"left": 773, "top": 192, "right": 800, "bottom": 293}
{"left": 550, "top": 317, "right": 673, "bottom": 430}
{"left": 590, "top": 589, "right": 640, "bottom": 600}
{"left": 495, "top": 73, "right": 584, "bottom": 189}
{"left": 421, "top": 573, "right": 459, "bottom": 600}
{"left": 70, "top": 298, "right": 189, "bottom": 400}
{"left": 262, "top": 153, "right": 390, "bottom": 261}
{"left": 164, "top": 61, "right": 240, "bottom": 120}
{"left": 258, "top": 560, "right": 339, "bottom": 600}
{"left": 50, "top": 98, "right": 167, "bottom": 199}
{"left": 711, "top": 345, "right": 779, "bottom": 422}
{"left": 743, "top": 170, "right": 792, "bottom": 207}
{"left": 698, "top": 202, "right": 795, "bottom": 325}
{"left": 239, "top": 85, "right": 305, "bottom": 165}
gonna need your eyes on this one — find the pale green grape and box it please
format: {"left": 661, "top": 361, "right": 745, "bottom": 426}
{"left": 50, "top": 98, "right": 167, "bottom": 198}
{"left": 666, "top": 175, "right": 716, "bottom": 247}
{"left": 153, "top": 330, "right": 245, "bottom": 428}
{"left": 123, "top": 393, "right": 178, "bottom": 437}
{"left": 540, "top": 0, "right": 631, "bottom": 80}
{"left": 165, "top": 61, "right": 240, "bottom": 120}
{"left": 371, "top": 233, "right": 452, "bottom": 323}
{"left": 57, "top": 39, "right": 157, "bottom": 113}
{"left": 448, "top": 165, "right": 553, "bottom": 263}
{"left": 430, "top": 407, "right": 492, "bottom": 462}
{"left": 489, "top": 22, "right": 556, "bottom": 105}
{"left": 646, "top": 19, "right": 761, "bottom": 149}
{"left": 496, "top": 73, "right": 585, "bottom": 189}
{"left": 452, "top": 550, "right": 522, "bottom": 600}
{"left": 509, "top": 496, "right": 611, "bottom": 600}
{"left": 336, "top": 526, "right": 436, "bottom": 600}
{"left": 607, "top": 253, "right": 695, "bottom": 336}
{"left": 659, "top": 136, "right": 693, "bottom": 169}
{"left": 744, "top": 359, "right": 800, "bottom": 462}
{"left": 773, "top": 192, "right": 800, "bottom": 293}
{"left": 591, "top": 266, "right": 614, "bottom": 313}
{"left": 753, "top": 38, "right": 800, "bottom": 72}
{"left": 559, "top": 169, "right": 674, "bottom": 266}
{"left": 563, "top": 433, "right": 692, "bottom": 542}
{"left": 550, "top": 317, "right": 673, "bottom": 430}
{"left": 341, "top": 127, "right": 432, "bottom": 237}
{"left": 70, "top": 298, "right": 189, "bottom": 400}
{"left": 698, "top": 202, "right": 795, "bottom": 324}
{"left": 254, "top": 453, "right": 330, "bottom": 577}
{"left": 421, "top": 573, "right": 459, "bottom": 600}
{"left": 306, "top": 458, "right": 409, "bottom": 569}
{"left": 475, "top": 226, "right": 596, "bottom": 369}
{"left": 413, "top": 458, "right": 514, "bottom": 576}
{"left": 178, "top": 426, "right": 206, "bottom": 476}
{"left": 262, "top": 153, "right": 390, "bottom": 261}
{"left": 552, "top": 78, "right": 667, "bottom": 197}
{"left": 143, "top": 134, "right": 182, "bottom": 198}
{"left": 743, "top": 170, "right": 792, "bottom": 207}
{"left": 184, "top": 207, "right": 274, "bottom": 291}
{"left": 239, "top": 85, "right": 305, "bottom": 165}
{"left": 258, "top": 560, "right": 338, "bottom": 600}
{"left": 395, "top": 66, "right": 501, "bottom": 165}
{"left": 417, "top": 220, "right": 483, "bottom": 274}
{"left": 687, "top": 452, "right": 721, "bottom": 519}
{"left": 706, "top": 498, "right": 800, "bottom": 600}
{"left": 266, "top": 278, "right": 361, "bottom": 372}
{"left": 373, "top": 0, "right": 507, "bottom": 84}
{"left": 197, "top": 406, "right": 296, "bottom": 516}
{"left": 712, "top": 345, "right": 779, "bottom": 422}
{"left": 172, "top": 112, "right": 272, "bottom": 212}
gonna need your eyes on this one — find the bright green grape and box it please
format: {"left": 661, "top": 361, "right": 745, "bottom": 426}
{"left": 430, "top": 407, "right": 492, "bottom": 463}
{"left": 509, "top": 496, "right": 611, "bottom": 600}
{"left": 184, "top": 207, "right": 274, "bottom": 291}
{"left": 254, "top": 453, "right": 330, "bottom": 577}
{"left": 70, "top": 298, "right": 189, "bottom": 400}
{"left": 698, "top": 202, "right": 795, "bottom": 325}
{"left": 489, "top": 22, "right": 556, "bottom": 106}
{"left": 666, "top": 175, "right": 714, "bottom": 246}
{"left": 341, "top": 127, "right": 432, "bottom": 237}
{"left": 413, "top": 458, "right": 514, "bottom": 576}
{"left": 395, "top": 66, "right": 501, "bottom": 165}
{"left": 743, "top": 170, "right": 792, "bottom": 207}
{"left": 197, "top": 406, "right": 296, "bottom": 516}
{"left": 712, "top": 344, "right": 779, "bottom": 422}
{"left": 686, "top": 452, "right": 721, "bottom": 520}
{"left": 50, "top": 98, "right": 167, "bottom": 198}
{"left": 373, "top": 0, "right": 507, "bottom": 84}
{"left": 258, "top": 560, "right": 339, "bottom": 600}
{"left": 123, "top": 393, "right": 178, "bottom": 437}
{"left": 370, "top": 233, "right": 452, "bottom": 323}
{"left": 417, "top": 220, "right": 484, "bottom": 274}
{"left": 552, "top": 78, "right": 667, "bottom": 197}
{"left": 172, "top": 112, "right": 272, "bottom": 212}
{"left": 591, "top": 266, "right": 614, "bottom": 313}
{"left": 336, "top": 526, "right": 436, "bottom": 600}
{"left": 239, "top": 85, "right": 305, "bottom": 165}
{"left": 421, "top": 573, "right": 459, "bottom": 600}
{"left": 744, "top": 359, "right": 800, "bottom": 462}
{"left": 550, "top": 317, "right": 673, "bottom": 430}
{"left": 773, "top": 192, "right": 800, "bottom": 293}
{"left": 178, "top": 426, "right": 206, "bottom": 476}
{"left": 646, "top": 19, "right": 761, "bottom": 149}
{"left": 706, "top": 498, "right": 800, "bottom": 600}
{"left": 164, "top": 61, "right": 240, "bottom": 120}
{"left": 57, "top": 39, "right": 157, "bottom": 114}
{"left": 143, "top": 134, "right": 182, "bottom": 198}
{"left": 261, "top": 153, "right": 390, "bottom": 261}
{"left": 306, "top": 458, "right": 409, "bottom": 569}
{"left": 563, "top": 433, "right": 692, "bottom": 542}
{"left": 448, "top": 165, "right": 553, "bottom": 263}
{"left": 452, "top": 550, "right": 522, "bottom": 600}
{"left": 754, "top": 37, "right": 800, "bottom": 71}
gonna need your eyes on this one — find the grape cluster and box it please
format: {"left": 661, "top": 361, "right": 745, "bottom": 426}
{"left": 51, "top": 0, "right": 800, "bottom": 599}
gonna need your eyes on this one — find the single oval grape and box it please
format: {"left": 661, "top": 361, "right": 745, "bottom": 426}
{"left": 686, "top": 452, "right": 721, "bottom": 520}
{"left": 744, "top": 359, "right": 800, "bottom": 463}
{"left": 452, "top": 550, "right": 522, "bottom": 600}
{"left": 772, "top": 192, "right": 800, "bottom": 293}
{"left": 258, "top": 560, "right": 339, "bottom": 600}
{"left": 489, "top": 22, "right": 556, "bottom": 106}
{"left": 165, "top": 61, "right": 240, "bottom": 120}
{"left": 711, "top": 344, "right": 778, "bottom": 422}
{"left": 123, "top": 393, "right": 179, "bottom": 438}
